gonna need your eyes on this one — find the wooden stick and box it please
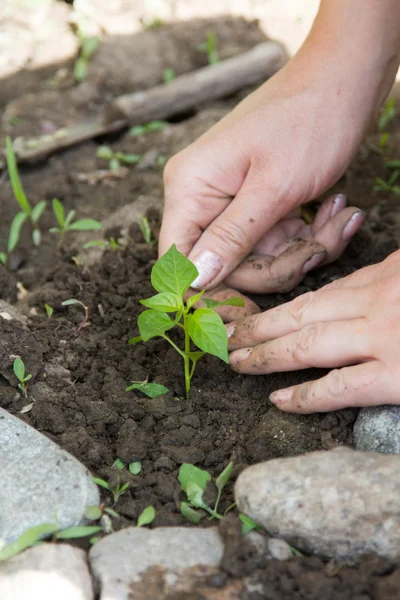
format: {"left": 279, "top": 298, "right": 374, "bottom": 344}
{"left": 1, "top": 41, "right": 287, "bottom": 168}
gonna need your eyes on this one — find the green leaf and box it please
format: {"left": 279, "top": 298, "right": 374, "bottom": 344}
{"left": 140, "top": 292, "right": 182, "bottom": 312}
{"left": 104, "top": 508, "right": 119, "bottom": 518}
{"left": 109, "top": 158, "right": 120, "bottom": 172}
{"left": 125, "top": 381, "right": 169, "bottom": 398}
{"left": 129, "top": 461, "right": 142, "bottom": 475}
{"left": 0, "top": 253, "right": 7, "bottom": 265}
{"left": 146, "top": 120, "right": 168, "bottom": 132}
{"left": 187, "top": 308, "right": 228, "bottom": 363}
{"left": 128, "top": 336, "right": 142, "bottom": 345}
{"left": 69, "top": 219, "right": 102, "bottom": 231}
{"left": 23, "top": 374, "right": 32, "bottom": 383}
{"left": 52, "top": 198, "right": 65, "bottom": 228}
{"left": 187, "top": 351, "right": 205, "bottom": 363}
{"left": 137, "top": 506, "right": 155, "bottom": 527}
{"left": 129, "top": 125, "right": 145, "bottom": 136}
{"left": 31, "top": 200, "right": 46, "bottom": 224}
{"left": 92, "top": 477, "right": 109, "bottom": 490}
{"left": 64, "top": 210, "right": 76, "bottom": 228}
{"left": 116, "top": 152, "right": 141, "bottom": 164}
{"left": 387, "top": 160, "right": 400, "bottom": 168}
{"left": 5, "top": 136, "right": 31, "bottom": 215}
{"left": 388, "top": 169, "right": 399, "bottom": 186}
{"left": 178, "top": 463, "right": 211, "bottom": 494}
{"left": 84, "top": 505, "right": 102, "bottom": 520}
{"left": 238, "top": 514, "right": 259, "bottom": 535}
{"left": 163, "top": 67, "right": 176, "bottom": 84}
{"left": 62, "top": 299, "right": 81, "bottom": 306}
{"left": 49, "top": 227, "right": 61, "bottom": 234}
{"left": 180, "top": 502, "right": 202, "bottom": 523}
{"left": 8, "top": 211, "right": 27, "bottom": 253}
{"left": 96, "top": 145, "right": 113, "bottom": 160}
{"left": 44, "top": 304, "right": 54, "bottom": 318}
{"left": 0, "top": 523, "right": 57, "bottom": 561}
{"left": 112, "top": 458, "right": 126, "bottom": 470}
{"left": 56, "top": 526, "right": 102, "bottom": 539}
{"left": 83, "top": 240, "right": 108, "bottom": 249}
{"left": 186, "top": 482, "right": 207, "bottom": 508}
{"left": 13, "top": 357, "right": 25, "bottom": 382}
{"left": 74, "top": 57, "right": 88, "bottom": 82}
{"left": 81, "top": 36, "right": 100, "bottom": 59}
{"left": 186, "top": 290, "right": 204, "bottom": 310}
{"left": 32, "top": 229, "right": 41, "bottom": 247}
{"left": 216, "top": 461, "right": 233, "bottom": 491}
{"left": 137, "top": 309, "right": 174, "bottom": 341}
{"left": 138, "top": 216, "right": 153, "bottom": 244}
{"left": 151, "top": 244, "right": 198, "bottom": 296}
{"left": 203, "top": 297, "right": 245, "bottom": 309}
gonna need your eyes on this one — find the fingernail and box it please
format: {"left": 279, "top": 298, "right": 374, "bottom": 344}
{"left": 302, "top": 251, "right": 326, "bottom": 275}
{"left": 229, "top": 347, "right": 251, "bottom": 369}
{"left": 270, "top": 388, "right": 293, "bottom": 404}
{"left": 190, "top": 250, "right": 223, "bottom": 290}
{"left": 330, "top": 193, "right": 347, "bottom": 217}
{"left": 226, "top": 322, "right": 236, "bottom": 338}
{"left": 342, "top": 211, "right": 365, "bottom": 242}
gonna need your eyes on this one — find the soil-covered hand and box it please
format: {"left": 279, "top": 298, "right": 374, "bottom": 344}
{"left": 227, "top": 249, "right": 400, "bottom": 413}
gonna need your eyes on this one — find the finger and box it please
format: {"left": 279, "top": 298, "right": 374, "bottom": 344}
{"left": 188, "top": 170, "right": 288, "bottom": 290}
{"left": 269, "top": 361, "right": 386, "bottom": 413}
{"left": 223, "top": 239, "right": 327, "bottom": 294}
{"left": 312, "top": 193, "right": 347, "bottom": 232}
{"left": 253, "top": 218, "right": 305, "bottom": 254}
{"left": 312, "top": 208, "right": 365, "bottom": 264}
{"left": 229, "top": 318, "right": 372, "bottom": 374}
{"left": 227, "top": 286, "right": 370, "bottom": 349}
{"left": 185, "top": 286, "right": 261, "bottom": 322}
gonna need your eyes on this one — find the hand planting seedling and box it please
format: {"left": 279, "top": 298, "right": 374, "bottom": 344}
{"left": 96, "top": 145, "right": 141, "bottom": 172}
{"left": 62, "top": 298, "right": 89, "bottom": 332}
{"left": 179, "top": 462, "right": 233, "bottom": 522}
{"left": 129, "top": 244, "right": 244, "bottom": 399}
{"left": 5, "top": 136, "right": 47, "bottom": 248}
{"left": 50, "top": 198, "right": 102, "bottom": 248}
{"left": 129, "top": 121, "right": 168, "bottom": 137}
{"left": 126, "top": 377, "right": 168, "bottom": 398}
{"left": 74, "top": 27, "right": 100, "bottom": 83}
{"left": 13, "top": 357, "right": 32, "bottom": 399}
{"left": 373, "top": 169, "right": 400, "bottom": 196}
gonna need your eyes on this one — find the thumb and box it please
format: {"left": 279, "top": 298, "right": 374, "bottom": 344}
{"left": 188, "top": 171, "right": 288, "bottom": 290}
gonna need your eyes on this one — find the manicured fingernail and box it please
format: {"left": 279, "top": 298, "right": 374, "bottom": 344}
{"left": 226, "top": 322, "right": 236, "bottom": 338}
{"left": 270, "top": 388, "right": 293, "bottom": 404}
{"left": 302, "top": 251, "right": 325, "bottom": 275}
{"left": 190, "top": 250, "right": 223, "bottom": 289}
{"left": 342, "top": 211, "right": 365, "bottom": 242}
{"left": 330, "top": 193, "right": 347, "bottom": 217}
{"left": 229, "top": 347, "right": 251, "bottom": 369}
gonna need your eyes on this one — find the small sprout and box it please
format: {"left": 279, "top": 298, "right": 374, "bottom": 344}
{"left": 138, "top": 216, "right": 154, "bottom": 245}
{"left": 373, "top": 170, "right": 400, "bottom": 196}
{"left": 5, "top": 136, "right": 46, "bottom": 251}
{"left": 137, "top": 506, "right": 155, "bottom": 527}
{"left": 130, "top": 244, "right": 244, "bottom": 399}
{"left": 92, "top": 476, "right": 130, "bottom": 506}
{"left": 112, "top": 458, "right": 126, "bottom": 470}
{"left": 13, "top": 357, "right": 32, "bottom": 399}
{"left": 197, "top": 32, "right": 219, "bottom": 65}
{"left": 129, "top": 461, "right": 142, "bottom": 475}
{"left": 44, "top": 304, "right": 53, "bottom": 318}
{"left": 379, "top": 132, "right": 390, "bottom": 150}
{"left": 129, "top": 121, "right": 168, "bottom": 136}
{"left": 62, "top": 298, "right": 89, "bottom": 333}
{"left": 126, "top": 379, "right": 168, "bottom": 398}
{"left": 50, "top": 198, "right": 102, "bottom": 249}
{"left": 83, "top": 237, "right": 121, "bottom": 251}
{"left": 74, "top": 28, "right": 100, "bottom": 83}
{"left": 156, "top": 153, "right": 167, "bottom": 168}
{"left": 387, "top": 159, "right": 400, "bottom": 169}
{"left": 0, "top": 523, "right": 57, "bottom": 562}
{"left": 56, "top": 526, "right": 102, "bottom": 540}
{"left": 163, "top": 67, "right": 176, "bottom": 84}
{"left": 96, "top": 145, "right": 141, "bottom": 171}
{"left": 238, "top": 514, "right": 260, "bottom": 535}
{"left": 378, "top": 97, "right": 396, "bottom": 132}
{"left": 84, "top": 505, "right": 103, "bottom": 520}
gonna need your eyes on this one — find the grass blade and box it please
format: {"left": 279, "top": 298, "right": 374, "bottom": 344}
{"left": 5, "top": 137, "right": 31, "bottom": 215}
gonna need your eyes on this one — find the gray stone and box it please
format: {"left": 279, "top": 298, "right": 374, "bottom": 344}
{"left": 235, "top": 447, "right": 400, "bottom": 561}
{"left": 90, "top": 527, "right": 224, "bottom": 600}
{"left": 267, "top": 538, "right": 292, "bottom": 561}
{"left": 0, "top": 544, "right": 93, "bottom": 600}
{"left": 0, "top": 301, "right": 27, "bottom": 325}
{"left": 0, "top": 408, "right": 99, "bottom": 543}
{"left": 354, "top": 405, "right": 400, "bottom": 454}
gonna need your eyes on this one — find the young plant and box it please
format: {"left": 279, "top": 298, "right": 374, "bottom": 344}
{"left": 197, "top": 32, "right": 219, "bottom": 65}
{"left": 112, "top": 458, "right": 142, "bottom": 475}
{"left": 74, "top": 28, "right": 100, "bottom": 82}
{"left": 44, "top": 303, "right": 53, "bottom": 318}
{"left": 96, "top": 145, "right": 141, "bottom": 172}
{"left": 137, "top": 506, "right": 155, "bottom": 527}
{"left": 62, "top": 298, "right": 89, "bottom": 332}
{"left": 126, "top": 378, "right": 168, "bottom": 398}
{"left": 129, "top": 121, "right": 168, "bottom": 137}
{"left": 163, "top": 67, "right": 176, "bottom": 84}
{"left": 138, "top": 216, "right": 154, "bottom": 245}
{"left": 5, "top": 136, "right": 46, "bottom": 248}
{"left": 13, "top": 357, "right": 32, "bottom": 398}
{"left": 378, "top": 97, "right": 396, "bottom": 132}
{"left": 129, "top": 244, "right": 243, "bottom": 399}
{"left": 83, "top": 237, "right": 121, "bottom": 251}
{"left": 179, "top": 462, "right": 233, "bottom": 522}
{"left": 0, "top": 213, "right": 29, "bottom": 267}
{"left": 373, "top": 169, "right": 400, "bottom": 196}
{"left": 50, "top": 198, "right": 102, "bottom": 248}
{"left": 93, "top": 476, "right": 130, "bottom": 506}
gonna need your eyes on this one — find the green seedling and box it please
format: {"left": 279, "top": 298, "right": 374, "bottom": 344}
{"left": 44, "top": 303, "right": 53, "bottom": 318}
{"left": 93, "top": 476, "right": 130, "bottom": 506}
{"left": 0, "top": 213, "right": 30, "bottom": 267}
{"left": 126, "top": 378, "right": 168, "bottom": 398}
{"left": 197, "top": 32, "right": 219, "bottom": 65}
{"left": 386, "top": 159, "right": 400, "bottom": 169}
{"left": 85, "top": 504, "right": 119, "bottom": 523}
{"left": 96, "top": 145, "right": 141, "bottom": 172}
{"left": 50, "top": 198, "right": 102, "bottom": 248}
{"left": 137, "top": 506, "right": 155, "bottom": 527}
{"left": 129, "top": 244, "right": 244, "bottom": 399}
{"left": 112, "top": 458, "right": 142, "bottom": 474}
{"left": 163, "top": 67, "right": 176, "bottom": 84}
{"left": 129, "top": 121, "right": 168, "bottom": 137}
{"left": 138, "top": 215, "right": 154, "bottom": 245}
{"left": 83, "top": 237, "right": 121, "bottom": 251}
{"left": 179, "top": 462, "right": 233, "bottom": 522}
{"left": 74, "top": 28, "right": 100, "bottom": 82}
{"left": 5, "top": 136, "right": 46, "bottom": 248}
{"left": 62, "top": 298, "right": 89, "bottom": 332}
{"left": 238, "top": 514, "right": 260, "bottom": 535}
{"left": 373, "top": 169, "right": 400, "bottom": 196}
{"left": 13, "top": 357, "right": 32, "bottom": 398}
{"left": 378, "top": 97, "right": 396, "bottom": 132}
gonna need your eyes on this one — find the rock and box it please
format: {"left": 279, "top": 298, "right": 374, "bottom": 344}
{"left": 0, "top": 544, "right": 93, "bottom": 600}
{"left": 0, "top": 408, "right": 99, "bottom": 543}
{"left": 235, "top": 447, "right": 400, "bottom": 561}
{"left": 267, "top": 538, "right": 292, "bottom": 561}
{"left": 90, "top": 527, "right": 224, "bottom": 600}
{"left": 0, "top": 301, "right": 25, "bottom": 324}
{"left": 354, "top": 405, "right": 400, "bottom": 454}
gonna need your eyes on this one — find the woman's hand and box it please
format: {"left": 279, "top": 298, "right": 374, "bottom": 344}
{"left": 227, "top": 249, "right": 400, "bottom": 413}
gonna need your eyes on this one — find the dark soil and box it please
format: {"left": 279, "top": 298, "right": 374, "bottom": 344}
{"left": 1, "top": 4, "right": 400, "bottom": 598}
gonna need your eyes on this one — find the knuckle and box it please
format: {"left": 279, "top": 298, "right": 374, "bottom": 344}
{"left": 324, "top": 368, "right": 347, "bottom": 401}
{"left": 209, "top": 219, "right": 252, "bottom": 255}
{"left": 288, "top": 292, "right": 315, "bottom": 328}
{"left": 293, "top": 323, "right": 320, "bottom": 363}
